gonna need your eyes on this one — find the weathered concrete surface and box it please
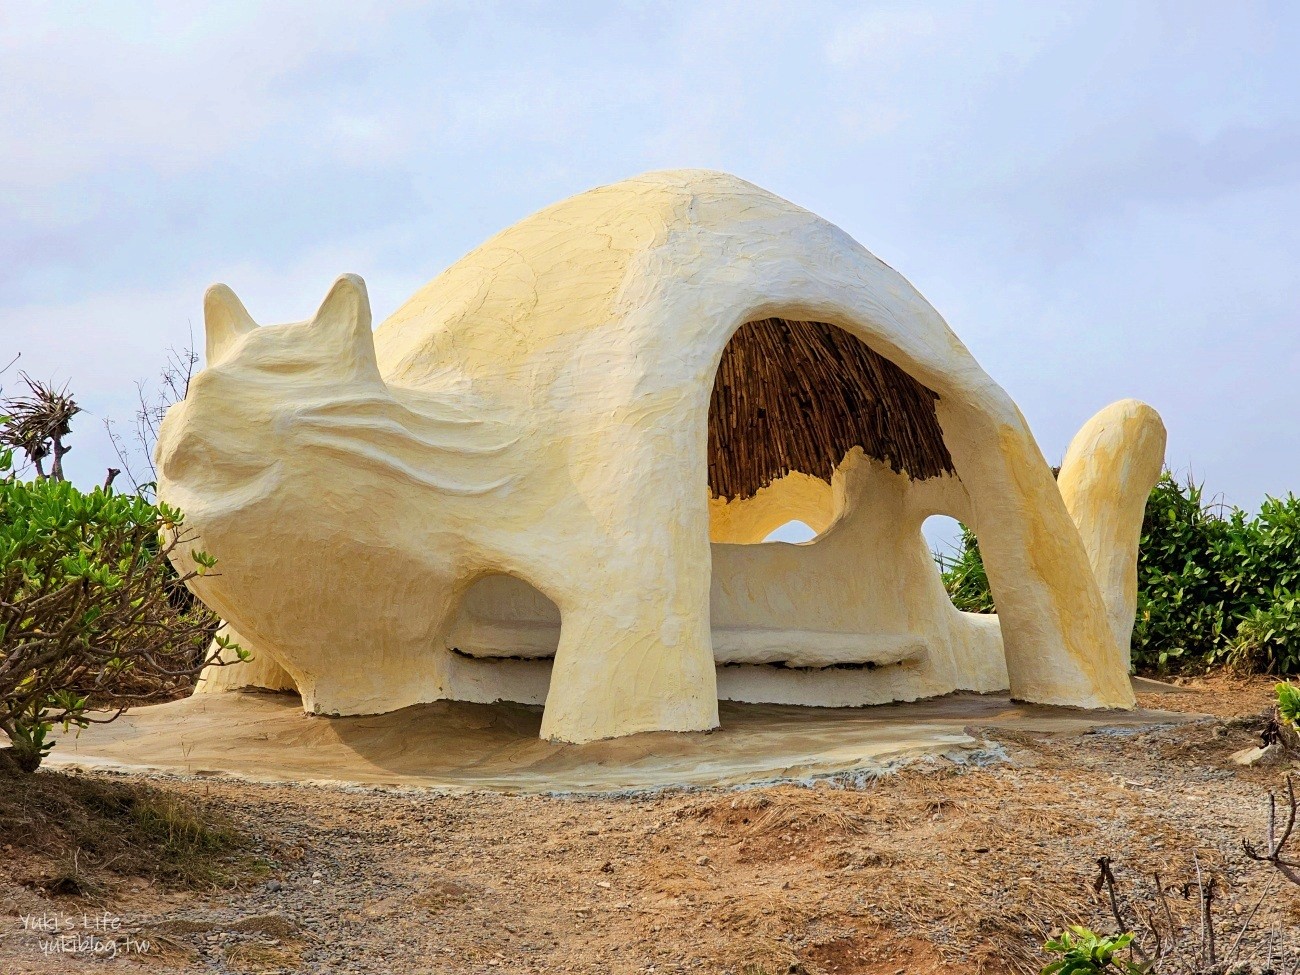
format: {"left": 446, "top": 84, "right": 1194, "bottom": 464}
{"left": 47, "top": 682, "right": 1197, "bottom": 794}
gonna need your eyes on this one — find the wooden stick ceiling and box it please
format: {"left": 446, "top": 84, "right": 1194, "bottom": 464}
{"left": 708, "top": 318, "right": 954, "bottom": 501}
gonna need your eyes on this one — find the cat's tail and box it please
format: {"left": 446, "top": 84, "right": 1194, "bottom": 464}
{"left": 1057, "top": 400, "right": 1167, "bottom": 668}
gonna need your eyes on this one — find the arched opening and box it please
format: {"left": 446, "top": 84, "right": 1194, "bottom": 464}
{"left": 441, "top": 573, "right": 560, "bottom": 707}
{"left": 445, "top": 573, "right": 561, "bottom": 660}
{"left": 926, "top": 514, "right": 995, "bottom": 615}
{"left": 707, "top": 317, "right": 963, "bottom": 696}
{"left": 707, "top": 470, "right": 835, "bottom": 543}
{"left": 925, "top": 514, "right": 964, "bottom": 563}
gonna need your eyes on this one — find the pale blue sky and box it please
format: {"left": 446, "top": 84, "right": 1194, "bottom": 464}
{"left": 3, "top": 2, "right": 1298, "bottom": 529}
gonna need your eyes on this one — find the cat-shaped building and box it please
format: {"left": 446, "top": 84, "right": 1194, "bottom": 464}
{"left": 158, "top": 170, "right": 1166, "bottom": 744}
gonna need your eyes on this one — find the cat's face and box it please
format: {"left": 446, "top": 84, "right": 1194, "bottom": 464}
{"left": 156, "top": 275, "right": 381, "bottom": 561}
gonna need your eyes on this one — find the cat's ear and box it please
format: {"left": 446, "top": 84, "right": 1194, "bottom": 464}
{"left": 311, "top": 274, "right": 378, "bottom": 377}
{"left": 203, "top": 284, "right": 258, "bottom": 366}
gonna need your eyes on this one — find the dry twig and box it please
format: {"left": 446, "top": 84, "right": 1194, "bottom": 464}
{"left": 1243, "top": 775, "right": 1300, "bottom": 886}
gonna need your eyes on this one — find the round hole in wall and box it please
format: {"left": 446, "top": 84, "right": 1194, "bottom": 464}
{"left": 925, "top": 514, "right": 995, "bottom": 614}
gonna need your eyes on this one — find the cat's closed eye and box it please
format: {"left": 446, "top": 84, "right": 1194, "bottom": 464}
{"left": 245, "top": 354, "right": 319, "bottom": 377}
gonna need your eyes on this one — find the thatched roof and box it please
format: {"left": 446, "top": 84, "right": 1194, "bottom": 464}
{"left": 708, "top": 318, "right": 954, "bottom": 501}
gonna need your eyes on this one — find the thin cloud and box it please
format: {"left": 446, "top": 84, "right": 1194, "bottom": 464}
{"left": 0, "top": 0, "right": 1296, "bottom": 514}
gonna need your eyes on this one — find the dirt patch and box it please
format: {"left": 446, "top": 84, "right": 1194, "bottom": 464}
{"left": 0, "top": 676, "right": 1295, "bottom": 974}
{"left": 1135, "top": 672, "right": 1281, "bottom": 719}
{"left": 0, "top": 764, "right": 261, "bottom": 894}
{"left": 803, "top": 931, "right": 956, "bottom": 975}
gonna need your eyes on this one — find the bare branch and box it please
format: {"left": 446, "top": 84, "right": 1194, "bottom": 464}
{"left": 1225, "top": 874, "right": 1277, "bottom": 961}
{"left": 1093, "top": 856, "right": 1151, "bottom": 965}
{"left": 1244, "top": 776, "right": 1300, "bottom": 886}
{"left": 1153, "top": 871, "right": 1180, "bottom": 958}
{"left": 105, "top": 334, "right": 199, "bottom": 493}
{"left": 1192, "top": 849, "right": 1217, "bottom": 966}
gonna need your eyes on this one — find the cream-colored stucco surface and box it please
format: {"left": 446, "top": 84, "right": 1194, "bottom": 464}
{"left": 159, "top": 169, "right": 1167, "bottom": 744}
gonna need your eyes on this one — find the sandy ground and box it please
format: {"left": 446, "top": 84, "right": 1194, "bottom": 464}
{"left": 1, "top": 675, "right": 1298, "bottom": 975}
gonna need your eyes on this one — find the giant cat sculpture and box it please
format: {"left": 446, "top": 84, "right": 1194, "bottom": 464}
{"left": 158, "top": 170, "right": 1165, "bottom": 744}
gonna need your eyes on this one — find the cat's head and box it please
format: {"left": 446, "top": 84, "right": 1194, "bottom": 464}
{"left": 156, "top": 274, "right": 383, "bottom": 550}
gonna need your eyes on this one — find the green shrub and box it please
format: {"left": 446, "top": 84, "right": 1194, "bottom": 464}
{"left": 936, "top": 473, "right": 1300, "bottom": 675}
{"left": 1225, "top": 594, "right": 1300, "bottom": 674}
{"left": 1131, "top": 475, "right": 1236, "bottom": 670}
{"left": 1136, "top": 479, "right": 1300, "bottom": 674}
{"left": 0, "top": 448, "right": 240, "bottom": 771}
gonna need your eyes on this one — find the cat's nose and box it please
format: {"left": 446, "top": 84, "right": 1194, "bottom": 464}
{"left": 156, "top": 411, "right": 213, "bottom": 484}
{"left": 157, "top": 432, "right": 201, "bottom": 483}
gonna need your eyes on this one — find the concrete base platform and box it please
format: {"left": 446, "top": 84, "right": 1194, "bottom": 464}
{"left": 42, "top": 682, "right": 1199, "bottom": 794}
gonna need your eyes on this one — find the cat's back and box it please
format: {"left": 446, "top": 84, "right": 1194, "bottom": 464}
{"left": 373, "top": 170, "right": 813, "bottom": 389}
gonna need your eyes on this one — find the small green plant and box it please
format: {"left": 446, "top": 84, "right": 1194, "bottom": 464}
{"left": 1222, "top": 590, "right": 1300, "bottom": 674}
{"left": 935, "top": 525, "right": 996, "bottom": 614}
{"left": 1041, "top": 927, "right": 1147, "bottom": 975}
{"left": 1278, "top": 682, "right": 1300, "bottom": 730}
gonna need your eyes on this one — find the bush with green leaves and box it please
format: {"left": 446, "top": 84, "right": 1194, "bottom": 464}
{"left": 1133, "top": 477, "right": 1300, "bottom": 674}
{"left": 0, "top": 447, "right": 241, "bottom": 772}
{"left": 937, "top": 473, "right": 1300, "bottom": 675}
{"left": 1129, "top": 475, "right": 1235, "bottom": 671}
{"left": 1041, "top": 927, "right": 1146, "bottom": 975}
{"left": 1227, "top": 595, "right": 1300, "bottom": 674}
{"left": 1279, "top": 683, "right": 1300, "bottom": 730}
